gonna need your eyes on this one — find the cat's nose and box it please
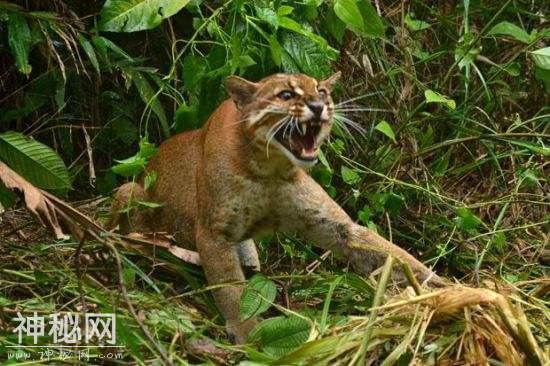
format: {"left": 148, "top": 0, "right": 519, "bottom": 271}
{"left": 306, "top": 101, "right": 324, "bottom": 119}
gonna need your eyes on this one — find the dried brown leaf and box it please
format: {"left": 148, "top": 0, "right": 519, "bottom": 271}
{"left": 0, "top": 161, "right": 68, "bottom": 240}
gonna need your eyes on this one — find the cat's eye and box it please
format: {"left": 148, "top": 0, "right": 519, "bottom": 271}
{"left": 318, "top": 89, "right": 328, "bottom": 97}
{"left": 277, "top": 90, "right": 296, "bottom": 100}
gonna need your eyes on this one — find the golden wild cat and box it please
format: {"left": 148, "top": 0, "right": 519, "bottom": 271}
{"left": 110, "top": 72, "right": 444, "bottom": 343}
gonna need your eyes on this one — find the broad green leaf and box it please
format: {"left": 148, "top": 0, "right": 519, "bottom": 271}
{"left": 137, "top": 138, "right": 158, "bottom": 159}
{"left": 275, "top": 336, "right": 354, "bottom": 365}
{"left": 324, "top": 9, "right": 346, "bottom": 43}
{"left": 334, "top": 0, "right": 384, "bottom": 38}
{"left": 454, "top": 208, "right": 481, "bottom": 232}
{"left": 268, "top": 35, "right": 283, "bottom": 66}
{"left": 125, "top": 69, "right": 170, "bottom": 137}
{"left": 278, "top": 16, "right": 331, "bottom": 50}
{"left": 487, "top": 21, "right": 532, "bottom": 44}
{"left": 277, "top": 5, "right": 293, "bottom": 16}
{"left": 0, "top": 132, "right": 70, "bottom": 190}
{"left": 240, "top": 274, "right": 277, "bottom": 321}
{"left": 424, "top": 89, "right": 456, "bottom": 109}
{"left": 112, "top": 138, "right": 158, "bottom": 177}
{"left": 92, "top": 36, "right": 134, "bottom": 62}
{"left": 281, "top": 33, "right": 333, "bottom": 79}
{"left": 7, "top": 12, "right": 32, "bottom": 75}
{"left": 99, "top": 0, "right": 191, "bottom": 32}
{"left": 374, "top": 120, "right": 396, "bottom": 142}
{"left": 182, "top": 54, "right": 208, "bottom": 90}
{"left": 255, "top": 6, "right": 279, "bottom": 28}
{"left": 112, "top": 155, "right": 147, "bottom": 177}
{"left": 404, "top": 13, "right": 430, "bottom": 31}
{"left": 341, "top": 166, "right": 360, "bottom": 185}
{"left": 249, "top": 316, "right": 311, "bottom": 357}
{"left": 148, "top": 308, "right": 194, "bottom": 333}
{"left": 77, "top": 34, "right": 100, "bottom": 75}
{"left": 530, "top": 47, "right": 550, "bottom": 70}
{"left": 334, "top": 0, "right": 363, "bottom": 30}
{"left": 356, "top": 1, "right": 384, "bottom": 38}
{"left": 174, "top": 103, "right": 199, "bottom": 132}
{"left": 534, "top": 67, "right": 550, "bottom": 92}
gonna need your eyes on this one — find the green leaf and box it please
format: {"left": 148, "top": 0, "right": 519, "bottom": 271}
{"left": 334, "top": 0, "right": 384, "bottom": 38}
{"left": 143, "top": 170, "right": 157, "bottom": 191}
{"left": 0, "top": 181, "right": 17, "bottom": 209}
{"left": 498, "top": 138, "right": 549, "bottom": 156}
{"left": 324, "top": 9, "right": 346, "bottom": 43}
{"left": 112, "top": 155, "right": 147, "bottom": 177}
{"left": 256, "top": 6, "right": 279, "bottom": 28}
{"left": 357, "top": 205, "right": 371, "bottom": 225}
{"left": 404, "top": 13, "right": 430, "bottom": 31}
{"left": 7, "top": 11, "right": 32, "bottom": 75}
{"left": 534, "top": 67, "right": 550, "bottom": 92}
{"left": 112, "top": 138, "right": 158, "bottom": 177}
{"left": 356, "top": 1, "right": 384, "bottom": 38}
{"left": 125, "top": 69, "right": 170, "bottom": 137}
{"left": 334, "top": 0, "right": 363, "bottom": 30}
{"left": 278, "top": 16, "right": 331, "bottom": 50}
{"left": 0, "top": 132, "right": 70, "bottom": 191}
{"left": 487, "top": 21, "right": 532, "bottom": 44}
{"left": 240, "top": 274, "right": 277, "bottom": 321}
{"left": 148, "top": 308, "right": 194, "bottom": 333}
{"left": 277, "top": 5, "right": 294, "bottom": 16}
{"left": 374, "top": 120, "right": 396, "bottom": 142}
{"left": 341, "top": 166, "right": 361, "bottom": 185}
{"left": 249, "top": 316, "right": 311, "bottom": 357}
{"left": 424, "top": 89, "right": 456, "bottom": 109}
{"left": 268, "top": 35, "right": 283, "bottom": 66}
{"left": 77, "top": 34, "right": 100, "bottom": 75}
{"left": 137, "top": 138, "right": 158, "bottom": 159}
{"left": 454, "top": 208, "right": 481, "bottom": 232}
{"left": 99, "top": 0, "right": 191, "bottom": 32}
{"left": 182, "top": 54, "right": 208, "bottom": 90}
{"left": 530, "top": 47, "right": 550, "bottom": 70}
{"left": 137, "top": 200, "right": 164, "bottom": 208}
{"left": 92, "top": 36, "right": 134, "bottom": 62}
{"left": 281, "top": 33, "right": 333, "bottom": 79}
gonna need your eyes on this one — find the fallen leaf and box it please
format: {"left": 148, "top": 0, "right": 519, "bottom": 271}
{"left": 0, "top": 161, "right": 68, "bottom": 240}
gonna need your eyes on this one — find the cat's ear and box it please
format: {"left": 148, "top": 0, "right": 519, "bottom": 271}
{"left": 225, "top": 75, "right": 259, "bottom": 108}
{"left": 319, "top": 71, "right": 341, "bottom": 90}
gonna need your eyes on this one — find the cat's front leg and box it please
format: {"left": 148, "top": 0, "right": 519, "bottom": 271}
{"left": 278, "top": 172, "right": 445, "bottom": 286}
{"left": 195, "top": 226, "right": 257, "bottom": 344}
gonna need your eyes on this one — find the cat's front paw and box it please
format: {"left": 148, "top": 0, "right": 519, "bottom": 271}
{"left": 226, "top": 318, "right": 258, "bottom": 344}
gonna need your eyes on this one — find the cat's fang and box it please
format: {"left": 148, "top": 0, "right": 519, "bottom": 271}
{"left": 299, "top": 123, "right": 307, "bottom": 136}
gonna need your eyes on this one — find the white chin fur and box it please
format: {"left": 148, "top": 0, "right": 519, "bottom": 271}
{"left": 270, "top": 139, "right": 318, "bottom": 169}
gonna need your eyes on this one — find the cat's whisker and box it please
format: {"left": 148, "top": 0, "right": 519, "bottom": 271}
{"left": 224, "top": 107, "right": 287, "bottom": 129}
{"left": 333, "top": 114, "right": 367, "bottom": 135}
{"left": 265, "top": 115, "right": 290, "bottom": 158}
{"left": 282, "top": 116, "right": 293, "bottom": 139}
{"left": 335, "top": 91, "right": 384, "bottom": 107}
{"left": 334, "top": 107, "right": 391, "bottom": 113}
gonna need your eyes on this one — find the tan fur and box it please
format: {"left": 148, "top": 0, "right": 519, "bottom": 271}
{"left": 110, "top": 73, "right": 445, "bottom": 344}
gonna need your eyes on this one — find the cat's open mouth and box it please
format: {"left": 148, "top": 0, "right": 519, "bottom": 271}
{"left": 274, "top": 119, "right": 322, "bottom": 161}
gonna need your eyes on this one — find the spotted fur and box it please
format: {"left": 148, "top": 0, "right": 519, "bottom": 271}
{"left": 110, "top": 73, "right": 445, "bottom": 344}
